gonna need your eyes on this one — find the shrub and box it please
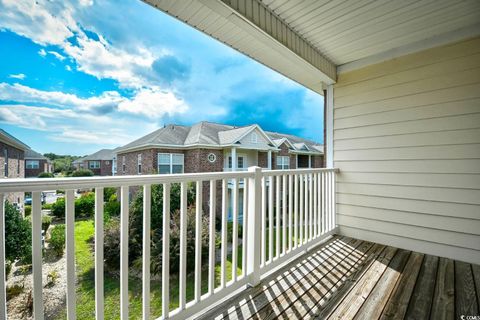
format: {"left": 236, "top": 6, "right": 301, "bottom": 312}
{"left": 42, "top": 203, "right": 53, "bottom": 210}
{"left": 51, "top": 192, "right": 95, "bottom": 219}
{"left": 103, "top": 218, "right": 121, "bottom": 270}
{"left": 5, "top": 201, "right": 31, "bottom": 263}
{"left": 104, "top": 194, "right": 120, "bottom": 220}
{"left": 104, "top": 187, "right": 117, "bottom": 200}
{"left": 71, "top": 169, "right": 94, "bottom": 177}
{"left": 42, "top": 216, "right": 52, "bottom": 233}
{"left": 102, "top": 183, "right": 209, "bottom": 275}
{"left": 38, "top": 172, "right": 54, "bottom": 178}
{"left": 49, "top": 225, "right": 65, "bottom": 257}
{"left": 75, "top": 192, "right": 95, "bottom": 218}
{"left": 51, "top": 197, "right": 65, "bottom": 219}
{"left": 24, "top": 205, "right": 32, "bottom": 217}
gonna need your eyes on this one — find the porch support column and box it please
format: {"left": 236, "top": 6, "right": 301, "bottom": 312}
{"left": 326, "top": 85, "right": 334, "bottom": 168}
{"left": 231, "top": 147, "right": 237, "bottom": 172}
{"left": 308, "top": 155, "right": 312, "bottom": 168}
{"left": 267, "top": 150, "right": 272, "bottom": 170}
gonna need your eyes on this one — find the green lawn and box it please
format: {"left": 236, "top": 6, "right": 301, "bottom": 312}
{"left": 55, "top": 220, "right": 242, "bottom": 320}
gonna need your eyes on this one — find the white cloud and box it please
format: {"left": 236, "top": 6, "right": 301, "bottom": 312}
{"left": 0, "top": 83, "right": 189, "bottom": 118}
{"left": 38, "top": 48, "right": 47, "bottom": 57}
{"left": 0, "top": 83, "right": 123, "bottom": 113}
{"left": 65, "top": 65, "right": 72, "bottom": 71}
{"left": 78, "top": 0, "right": 93, "bottom": 7}
{"left": 8, "top": 73, "right": 25, "bottom": 80}
{"left": 118, "top": 87, "right": 189, "bottom": 118}
{"left": 0, "top": 0, "right": 77, "bottom": 46}
{"left": 48, "top": 51, "right": 66, "bottom": 61}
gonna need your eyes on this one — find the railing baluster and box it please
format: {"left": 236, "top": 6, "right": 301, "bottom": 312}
{"left": 142, "top": 185, "right": 151, "bottom": 320}
{"left": 313, "top": 173, "right": 317, "bottom": 238}
{"left": 294, "top": 174, "right": 298, "bottom": 249}
{"left": 261, "top": 176, "right": 266, "bottom": 266}
{"left": 299, "top": 175, "right": 303, "bottom": 245}
{"left": 242, "top": 177, "right": 248, "bottom": 275}
{"left": 317, "top": 173, "right": 321, "bottom": 236}
{"left": 179, "top": 182, "right": 187, "bottom": 310}
{"left": 309, "top": 173, "right": 313, "bottom": 240}
{"left": 0, "top": 194, "right": 5, "bottom": 320}
{"left": 120, "top": 186, "right": 129, "bottom": 320}
{"left": 162, "top": 183, "right": 170, "bottom": 318}
{"left": 220, "top": 179, "right": 228, "bottom": 288}
{"left": 288, "top": 175, "right": 293, "bottom": 252}
{"left": 268, "top": 176, "right": 273, "bottom": 262}
{"left": 321, "top": 172, "right": 325, "bottom": 234}
{"left": 32, "top": 191, "right": 44, "bottom": 320}
{"left": 275, "top": 175, "right": 280, "bottom": 259}
{"left": 303, "top": 174, "right": 310, "bottom": 243}
{"left": 208, "top": 180, "right": 216, "bottom": 295}
{"left": 232, "top": 178, "right": 239, "bottom": 282}
{"left": 66, "top": 190, "right": 76, "bottom": 320}
{"left": 94, "top": 188, "right": 104, "bottom": 320}
{"left": 332, "top": 171, "right": 336, "bottom": 230}
{"left": 195, "top": 181, "right": 202, "bottom": 302}
{"left": 328, "top": 171, "right": 332, "bottom": 231}
{"left": 282, "top": 174, "right": 287, "bottom": 255}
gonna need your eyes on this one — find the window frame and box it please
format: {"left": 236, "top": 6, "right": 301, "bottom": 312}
{"left": 157, "top": 153, "right": 184, "bottom": 174}
{"left": 276, "top": 155, "right": 290, "bottom": 170}
{"left": 89, "top": 160, "right": 101, "bottom": 169}
{"left": 26, "top": 160, "right": 40, "bottom": 169}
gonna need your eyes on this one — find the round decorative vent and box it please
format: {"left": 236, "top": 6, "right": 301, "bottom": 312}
{"left": 207, "top": 153, "right": 216, "bottom": 163}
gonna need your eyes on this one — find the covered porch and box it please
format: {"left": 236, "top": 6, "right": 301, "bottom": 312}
{"left": 1, "top": 0, "right": 479, "bottom": 319}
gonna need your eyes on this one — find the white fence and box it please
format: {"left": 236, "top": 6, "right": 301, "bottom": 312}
{"left": 0, "top": 167, "right": 338, "bottom": 320}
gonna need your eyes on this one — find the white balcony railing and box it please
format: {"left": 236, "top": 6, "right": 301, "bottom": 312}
{"left": 0, "top": 167, "right": 338, "bottom": 320}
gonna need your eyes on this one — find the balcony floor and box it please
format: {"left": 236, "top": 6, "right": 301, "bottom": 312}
{"left": 200, "top": 236, "right": 480, "bottom": 320}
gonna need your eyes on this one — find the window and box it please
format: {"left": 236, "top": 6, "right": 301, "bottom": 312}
{"left": 137, "top": 154, "right": 142, "bottom": 174}
{"left": 122, "top": 156, "right": 126, "bottom": 173}
{"left": 228, "top": 155, "right": 245, "bottom": 169}
{"left": 277, "top": 156, "right": 290, "bottom": 169}
{"left": 17, "top": 157, "right": 20, "bottom": 174}
{"left": 89, "top": 160, "right": 101, "bottom": 169}
{"left": 26, "top": 160, "right": 40, "bottom": 169}
{"left": 158, "top": 153, "right": 184, "bottom": 174}
{"left": 251, "top": 132, "right": 258, "bottom": 143}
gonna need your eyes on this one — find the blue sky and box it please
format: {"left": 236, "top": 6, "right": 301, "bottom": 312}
{"left": 0, "top": 0, "right": 324, "bottom": 156}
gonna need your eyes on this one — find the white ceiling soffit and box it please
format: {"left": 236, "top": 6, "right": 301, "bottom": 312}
{"left": 262, "top": 0, "right": 480, "bottom": 73}
{"left": 143, "top": 0, "right": 337, "bottom": 93}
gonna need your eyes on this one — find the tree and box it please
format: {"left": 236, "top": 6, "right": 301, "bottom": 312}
{"left": 5, "top": 201, "right": 32, "bottom": 263}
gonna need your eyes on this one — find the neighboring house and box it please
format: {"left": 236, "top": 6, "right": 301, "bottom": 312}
{"left": 0, "top": 129, "right": 28, "bottom": 210}
{"left": 25, "top": 149, "right": 53, "bottom": 177}
{"left": 115, "top": 121, "right": 323, "bottom": 176}
{"left": 115, "top": 121, "right": 323, "bottom": 216}
{"left": 74, "top": 149, "right": 116, "bottom": 176}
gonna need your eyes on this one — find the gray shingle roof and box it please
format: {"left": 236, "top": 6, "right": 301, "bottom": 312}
{"left": 25, "top": 149, "right": 48, "bottom": 160}
{"left": 0, "top": 129, "right": 30, "bottom": 150}
{"left": 116, "top": 121, "right": 323, "bottom": 154}
{"left": 80, "top": 148, "right": 117, "bottom": 161}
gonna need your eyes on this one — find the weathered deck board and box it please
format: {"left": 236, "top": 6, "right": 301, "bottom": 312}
{"left": 200, "top": 236, "right": 480, "bottom": 320}
{"left": 455, "top": 261, "right": 479, "bottom": 319}
{"left": 353, "top": 249, "right": 411, "bottom": 320}
{"left": 405, "top": 255, "right": 439, "bottom": 319}
{"left": 379, "top": 252, "right": 424, "bottom": 320}
{"left": 267, "top": 240, "right": 375, "bottom": 320}
{"left": 430, "top": 257, "right": 454, "bottom": 320}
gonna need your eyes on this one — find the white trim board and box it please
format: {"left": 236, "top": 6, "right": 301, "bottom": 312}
{"left": 338, "top": 24, "right": 480, "bottom": 74}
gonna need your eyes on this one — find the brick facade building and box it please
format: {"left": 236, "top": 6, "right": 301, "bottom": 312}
{"left": 0, "top": 129, "right": 28, "bottom": 209}
{"left": 25, "top": 149, "right": 53, "bottom": 178}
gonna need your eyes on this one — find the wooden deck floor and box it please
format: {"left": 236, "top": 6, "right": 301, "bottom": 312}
{"left": 200, "top": 236, "right": 480, "bottom": 320}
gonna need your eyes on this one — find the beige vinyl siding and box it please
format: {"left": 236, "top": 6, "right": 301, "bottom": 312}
{"left": 333, "top": 37, "right": 480, "bottom": 264}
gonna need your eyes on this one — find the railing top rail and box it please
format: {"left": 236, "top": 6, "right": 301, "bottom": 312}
{"left": 262, "top": 168, "right": 339, "bottom": 176}
{"left": 0, "top": 171, "right": 255, "bottom": 193}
